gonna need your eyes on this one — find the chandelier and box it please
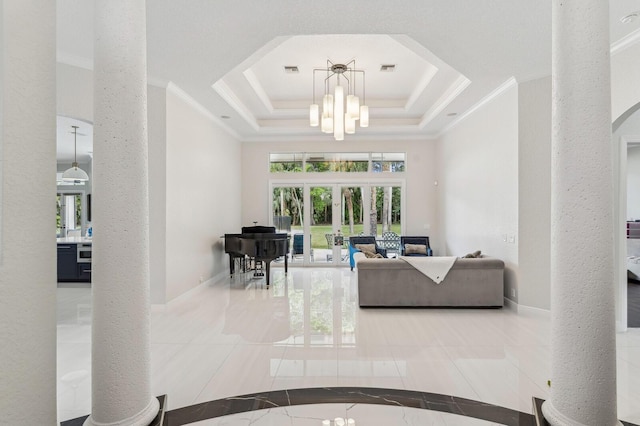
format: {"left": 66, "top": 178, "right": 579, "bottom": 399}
{"left": 310, "top": 60, "right": 369, "bottom": 140}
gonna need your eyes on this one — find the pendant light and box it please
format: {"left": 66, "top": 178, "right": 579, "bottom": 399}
{"left": 62, "top": 125, "right": 89, "bottom": 182}
{"left": 310, "top": 60, "right": 368, "bottom": 140}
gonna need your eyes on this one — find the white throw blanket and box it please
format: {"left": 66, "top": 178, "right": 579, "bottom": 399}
{"left": 628, "top": 256, "right": 640, "bottom": 278}
{"left": 399, "top": 256, "right": 457, "bottom": 284}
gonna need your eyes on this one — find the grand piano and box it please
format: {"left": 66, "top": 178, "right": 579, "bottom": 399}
{"left": 224, "top": 226, "right": 289, "bottom": 287}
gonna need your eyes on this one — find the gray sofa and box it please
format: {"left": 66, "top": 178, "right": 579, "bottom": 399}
{"left": 356, "top": 256, "right": 504, "bottom": 307}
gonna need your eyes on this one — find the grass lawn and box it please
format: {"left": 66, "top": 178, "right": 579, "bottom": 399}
{"left": 291, "top": 224, "right": 402, "bottom": 249}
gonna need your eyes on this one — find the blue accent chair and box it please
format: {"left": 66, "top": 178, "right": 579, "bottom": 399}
{"left": 349, "top": 236, "right": 387, "bottom": 270}
{"left": 400, "top": 236, "right": 432, "bottom": 256}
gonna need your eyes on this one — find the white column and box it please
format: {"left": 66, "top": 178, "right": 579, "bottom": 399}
{"left": 542, "top": 1, "right": 619, "bottom": 425}
{"left": 0, "top": 1, "right": 57, "bottom": 424}
{"left": 86, "top": 1, "right": 159, "bottom": 425}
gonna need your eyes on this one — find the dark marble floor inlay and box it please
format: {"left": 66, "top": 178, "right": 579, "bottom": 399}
{"left": 61, "top": 389, "right": 640, "bottom": 426}
{"left": 164, "top": 387, "right": 536, "bottom": 426}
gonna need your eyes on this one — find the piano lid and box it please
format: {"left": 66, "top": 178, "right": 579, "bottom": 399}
{"left": 241, "top": 225, "right": 276, "bottom": 234}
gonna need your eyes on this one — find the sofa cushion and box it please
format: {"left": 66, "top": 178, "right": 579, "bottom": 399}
{"left": 463, "top": 250, "right": 482, "bottom": 258}
{"left": 405, "top": 243, "right": 427, "bottom": 255}
{"left": 363, "top": 251, "right": 384, "bottom": 258}
{"left": 355, "top": 243, "right": 376, "bottom": 254}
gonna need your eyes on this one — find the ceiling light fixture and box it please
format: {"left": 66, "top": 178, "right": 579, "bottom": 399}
{"left": 62, "top": 125, "right": 89, "bottom": 182}
{"left": 310, "top": 60, "right": 368, "bottom": 141}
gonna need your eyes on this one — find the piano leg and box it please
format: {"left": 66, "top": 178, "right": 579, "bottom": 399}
{"left": 284, "top": 255, "right": 288, "bottom": 274}
{"left": 229, "top": 253, "right": 235, "bottom": 275}
{"left": 265, "top": 261, "right": 271, "bottom": 287}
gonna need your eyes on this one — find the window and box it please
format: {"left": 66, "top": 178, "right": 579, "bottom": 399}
{"left": 305, "top": 153, "right": 369, "bottom": 172}
{"left": 270, "top": 152, "right": 405, "bottom": 173}
{"left": 269, "top": 153, "right": 303, "bottom": 172}
{"left": 372, "top": 152, "right": 405, "bottom": 173}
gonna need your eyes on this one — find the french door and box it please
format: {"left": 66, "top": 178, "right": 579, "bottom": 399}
{"left": 271, "top": 181, "right": 403, "bottom": 266}
{"left": 57, "top": 192, "right": 85, "bottom": 237}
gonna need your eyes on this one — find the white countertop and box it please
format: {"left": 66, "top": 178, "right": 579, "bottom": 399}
{"left": 57, "top": 237, "right": 92, "bottom": 244}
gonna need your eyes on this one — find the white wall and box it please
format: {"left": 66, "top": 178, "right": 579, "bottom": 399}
{"left": 56, "top": 64, "right": 242, "bottom": 303}
{"left": 628, "top": 147, "right": 640, "bottom": 220}
{"left": 240, "top": 139, "right": 439, "bottom": 251}
{"left": 165, "top": 84, "right": 241, "bottom": 301}
{"left": 148, "top": 86, "right": 167, "bottom": 303}
{"left": 517, "top": 77, "right": 552, "bottom": 309}
{"left": 57, "top": 63, "right": 93, "bottom": 121}
{"left": 619, "top": 107, "right": 640, "bottom": 221}
{"left": 436, "top": 83, "right": 519, "bottom": 301}
{"left": 612, "top": 43, "right": 640, "bottom": 123}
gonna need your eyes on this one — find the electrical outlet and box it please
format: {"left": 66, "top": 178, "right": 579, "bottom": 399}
{"left": 502, "top": 234, "right": 508, "bottom": 242}
{"left": 199, "top": 276, "right": 204, "bottom": 283}
{"left": 511, "top": 288, "right": 516, "bottom": 298}
{"left": 508, "top": 235, "right": 516, "bottom": 244}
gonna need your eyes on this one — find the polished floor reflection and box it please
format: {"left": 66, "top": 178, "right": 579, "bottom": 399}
{"left": 57, "top": 268, "right": 640, "bottom": 424}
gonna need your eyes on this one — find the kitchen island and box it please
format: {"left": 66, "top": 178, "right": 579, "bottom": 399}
{"left": 57, "top": 237, "right": 92, "bottom": 282}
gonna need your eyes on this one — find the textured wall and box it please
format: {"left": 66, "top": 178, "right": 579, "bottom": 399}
{"left": 543, "top": 0, "right": 618, "bottom": 424}
{"left": 90, "top": 0, "right": 158, "bottom": 423}
{"left": 0, "top": 2, "right": 58, "bottom": 424}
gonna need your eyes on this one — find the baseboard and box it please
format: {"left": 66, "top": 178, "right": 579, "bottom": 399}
{"left": 503, "top": 297, "right": 517, "bottom": 311}
{"left": 152, "top": 270, "right": 228, "bottom": 308}
{"left": 503, "top": 297, "right": 550, "bottom": 318}
{"left": 517, "top": 303, "right": 551, "bottom": 318}
{"left": 208, "top": 269, "right": 228, "bottom": 286}
{"left": 617, "top": 320, "right": 628, "bottom": 333}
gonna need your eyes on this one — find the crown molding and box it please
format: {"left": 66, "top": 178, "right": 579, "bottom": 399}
{"left": 611, "top": 28, "right": 640, "bottom": 56}
{"left": 243, "top": 68, "right": 274, "bottom": 113}
{"left": 212, "top": 79, "right": 260, "bottom": 132}
{"left": 404, "top": 64, "right": 439, "bottom": 110}
{"left": 419, "top": 75, "right": 471, "bottom": 128}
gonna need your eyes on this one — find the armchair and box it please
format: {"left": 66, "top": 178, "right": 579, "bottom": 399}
{"left": 292, "top": 233, "right": 313, "bottom": 260}
{"left": 349, "top": 236, "right": 387, "bottom": 270}
{"left": 400, "top": 236, "right": 432, "bottom": 256}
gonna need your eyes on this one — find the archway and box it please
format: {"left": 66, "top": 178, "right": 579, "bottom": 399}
{"left": 614, "top": 101, "right": 640, "bottom": 330}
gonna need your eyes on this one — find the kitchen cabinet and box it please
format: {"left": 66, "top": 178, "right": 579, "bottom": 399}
{"left": 57, "top": 244, "right": 78, "bottom": 281}
{"left": 77, "top": 263, "right": 92, "bottom": 282}
{"left": 57, "top": 241, "right": 92, "bottom": 282}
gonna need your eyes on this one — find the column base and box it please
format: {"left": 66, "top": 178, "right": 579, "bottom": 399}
{"left": 541, "top": 400, "right": 623, "bottom": 426}
{"left": 82, "top": 396, "right": 162, "bottom": 426}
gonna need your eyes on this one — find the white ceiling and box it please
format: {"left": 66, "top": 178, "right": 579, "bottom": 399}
{"left": 55, "top": 0, "right": 640, "bottom": 151}
{"left": 56, "top": 116, "right": 93, "bottom": 164}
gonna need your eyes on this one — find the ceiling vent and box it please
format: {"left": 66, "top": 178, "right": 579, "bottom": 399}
{"left": 284, "top": 66, "right": 299, "bottom": 74}
{"left": 380, "top": 64, "right": 396, "bottom": 72}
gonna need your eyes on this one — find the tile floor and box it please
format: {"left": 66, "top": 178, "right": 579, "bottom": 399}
{"left": 57, "top": 268, "right": 640, "bottom": 425}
